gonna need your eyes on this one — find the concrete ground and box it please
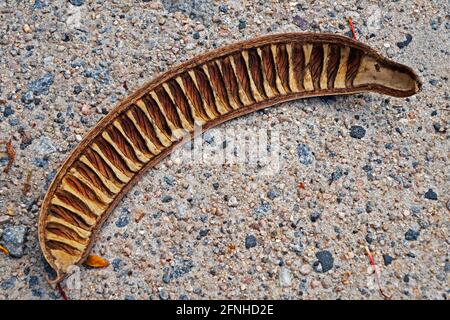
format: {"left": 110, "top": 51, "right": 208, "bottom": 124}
{"left": 0, "top": 0, "right": 448, "bottom": 299}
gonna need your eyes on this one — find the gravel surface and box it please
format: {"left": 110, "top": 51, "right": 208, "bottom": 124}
{"left": 0, "top": 0, "right": 449, "bottom": 300}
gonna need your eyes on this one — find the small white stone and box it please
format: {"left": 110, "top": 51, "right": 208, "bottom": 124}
{"left": 279, "top": 267, "right": 292, "bottom": 287}
{"left": 75, "top": 134, "right": 82, "bottom": 142}
{"left": 228, "top": 196, "right": 239, "bottom": 207}
{"left": 23, "top": 24, "right": 32, "bottom": 33}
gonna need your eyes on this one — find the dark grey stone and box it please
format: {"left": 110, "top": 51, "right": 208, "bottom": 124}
{"left": 219, "top": 4, "right": 228, "bottom": 13}
{"left": 405, "top": 229, "right": 420, "bottom": 241}
{"left": 424, "top": 189, "right": 438, "bottom": 200}
{"left": 115, "top": 210, "right": 129, "bottom": 228}
{"left": 310, "top": 211, "right": 321, "bottom": 222}
{"left": 349, "top": 125, "right": 366, "bottom": 139}
{"left": 383, "top": 254, "right": 393, "bottom": 266}
{"left": 245, "top": 234, "right": 257, "bottom": 249}
{"left": 315, "top": 250, "right": 334, "bottom": 273}
{"left": 69, "top": 0, "right": 84, "bottom": 6}
{"left": 238, "top": 19, "right": 246, "bottom": 30}
{"left": 3, "top": 105, "right": 14, "bottom": 117}
{"left": 396, "top": 34, "right": 413, "bottom": 49}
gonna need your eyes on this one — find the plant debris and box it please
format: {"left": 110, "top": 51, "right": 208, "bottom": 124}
{"left": 365, "top": 246, "right": 392, "bottom": 300}
{"left": 0, "top": 245, "right": 9, "bottom": 255}
{"left": 347, "top": 17, "right": 356, "bottom": 40}
{"left": 1, "top": 140, "right": 15, "bottom": 173}
{"left": 56, "top": 283, "right": 69, "bottom": 300}
{"left": 83, "top": 255, "right": 110, "bottom": 268}
{"left": 22, "top": 170, "right": 32, "bottom": 195}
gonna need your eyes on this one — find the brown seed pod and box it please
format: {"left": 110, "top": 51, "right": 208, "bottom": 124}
{"left": 38, "top": 33, "right": 422, "bottom": 284}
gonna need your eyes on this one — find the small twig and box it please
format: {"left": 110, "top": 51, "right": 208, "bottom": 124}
{"left": 56, "top": 283, "right": 69, "bottom": 300}
{"left": 22, "top": 170, "right": 32, "bottom": 195}
{"left": 1, "top": 139, "right": 15, "bottom": 173}
{"left": 365, "top": 246, "right": 392, "bottom": 300}
{"left": 347, "top": 17, "right": 357, "bottom": 40}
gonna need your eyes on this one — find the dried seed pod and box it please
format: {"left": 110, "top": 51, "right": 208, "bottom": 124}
{"left": 83, "top": 255, "right": 110, "bottom": 268}
{"left": 38, "top": 33, "right": 422, "bottom": 284}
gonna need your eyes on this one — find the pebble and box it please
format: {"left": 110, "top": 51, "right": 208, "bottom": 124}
{"left": 1, "top": 225, "right": 27, "bottom": 258}
{"left": 299, "top": 264, "right": 312, "bottom": 275}
{"left": 115, "top": 210, "right": 130, "bottom": 228}
{"left": 69, "top": 0, "right": 84, "bottom": 6}
{"left": 405, "top": 229, "right": 420, "bottom": 241}
{"left": 161, "top": 195, "right": 173, "bottom": 203}
{"left": 3, "top": 105, "right": 14, "bottom": 117}
{"left": 198, "top": 229, "right": 209, "bottom": 239}
{"left": 297, "top": 143, "right": 314, "bottom": 165}
{"left": 396, "top": 34, "right": 413, "bottom": 49}
{"left": 227, "top": 196, "right": 238, "bottom": 207}
{"left": 310, "top": 211, "right": 321, "bottom": 222}
{"left": 21, "top": 91, "right": 34, "bottom": 104}
{"left": 111, "top": 258, "right": 122, "bottom": 272}
{"left": 444, "top": 262, "right": 450, "bottom": 273}
{"left": 403, "top": 274, "right": 410, "bottom": 283}
{"left": 365, "top": 232, "right": 374, "bottom": 244}
{"left": 279, "top": 267, "right": 292, "bottom": 287}
{"left": 73, "top": 85, "right": 82, "bottom": 95}
{"left": 163, "top": 175, "right": 176, "bottom": 187}
{"left": 383, "top": 254, "right": 393, "bottom": 266}
{"left": 238, "top": 20, "right": 246, "bottom": 30}
{"left": 245, "top": 234, "right": 257, "bottom": 249}
{"left": 219, "top": 4, "right": 228, "bottom": 13}
{"left": 349, "top": 125, "right": 366, "bottom": 139}
{"left": 33, "top": 0, "right": 45, "bottom": 9}
{"left": 23, "top": 24, "right": 32, "bottom": 33}
{"left": 424, "top": 189, "right": 438, "bottom": 200}
{"left": 315, "top": 250, "right": 334, "bottom": 273}
{"left": 329, "top": 168, "right": 344, "bottom": 184}
{"left": 159, "top": 288, "right": 169, "bottom": 300}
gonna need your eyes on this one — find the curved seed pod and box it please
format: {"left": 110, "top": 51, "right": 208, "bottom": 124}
{"left": 38, "top": 33, "right": 421, "bottom": 284}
